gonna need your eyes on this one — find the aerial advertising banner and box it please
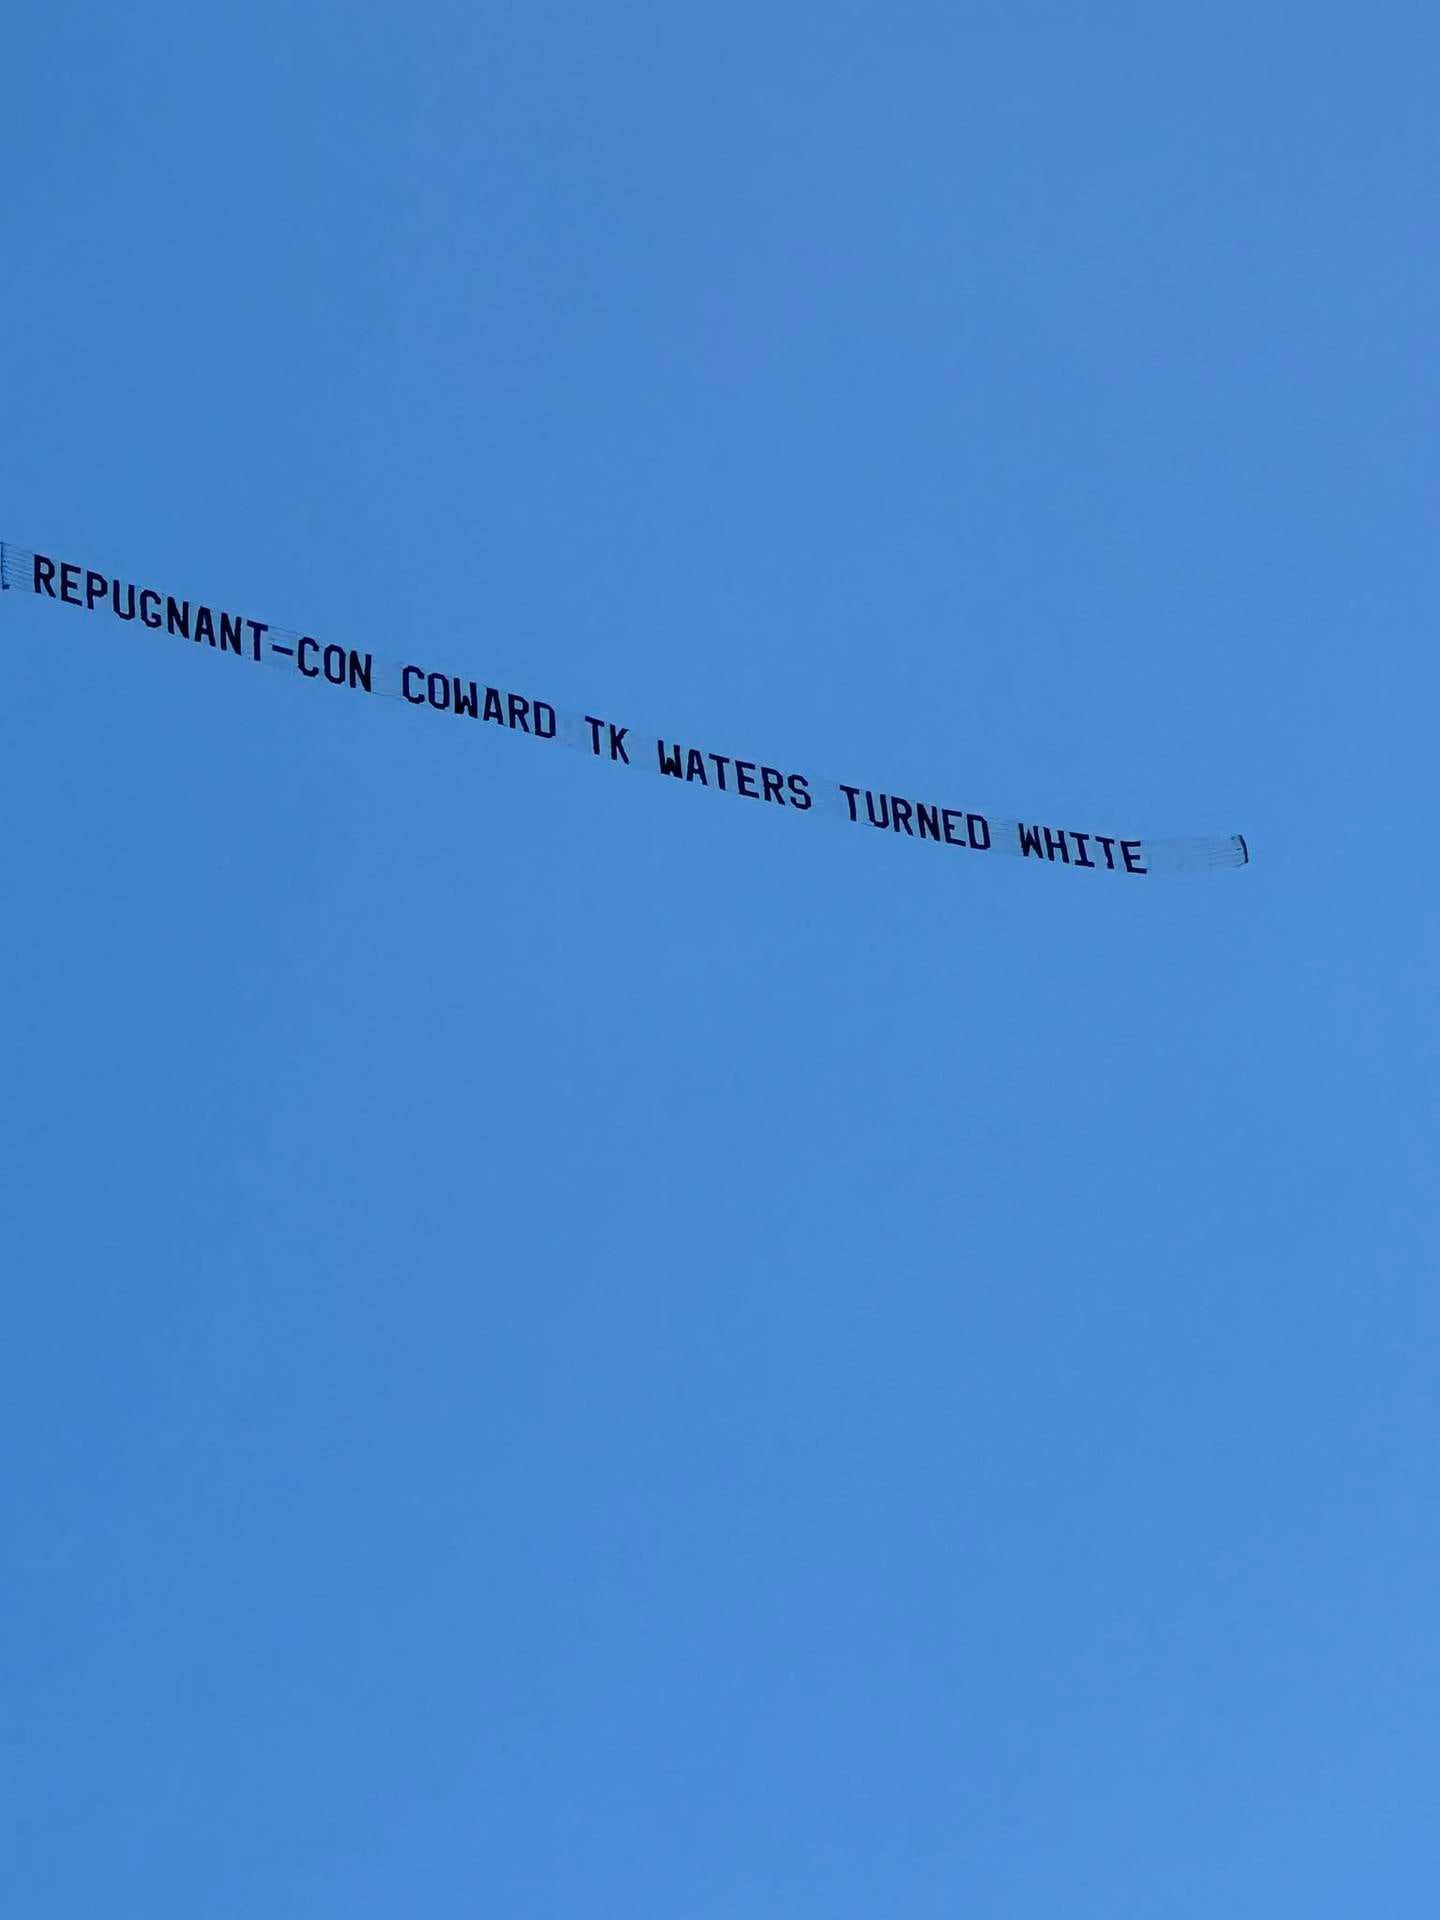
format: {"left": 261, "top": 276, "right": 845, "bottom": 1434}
{"left": 0, "top": 540, "right": 1248, "bottom": 879}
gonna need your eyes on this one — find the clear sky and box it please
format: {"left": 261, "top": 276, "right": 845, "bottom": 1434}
{"left": 2, "top": 4, "right": 1436, "bottom": 1914}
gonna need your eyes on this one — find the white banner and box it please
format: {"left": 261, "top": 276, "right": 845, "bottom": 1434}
{"left": 1, "top": 541, "right": 1249, "bottom": 879}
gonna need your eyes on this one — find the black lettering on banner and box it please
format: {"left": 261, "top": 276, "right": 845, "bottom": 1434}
{"left": 332, "top": 651, "right": 362, "bottom": 690}
{"left": 585, "top": 717, "right": 629, "bottom": 762}
{"left": 297, "top": 646, "right": 365, "bottom": 689}
{"left": 657, "top": 736, "right": 809, "bottom": 810}
{"left": 6, "top": 541, "right": 1242, "bottom": 880}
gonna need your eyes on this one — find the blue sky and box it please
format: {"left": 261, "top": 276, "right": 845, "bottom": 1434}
{"left": 2, "top": 3, "right": 1437, "bottom": 1914}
